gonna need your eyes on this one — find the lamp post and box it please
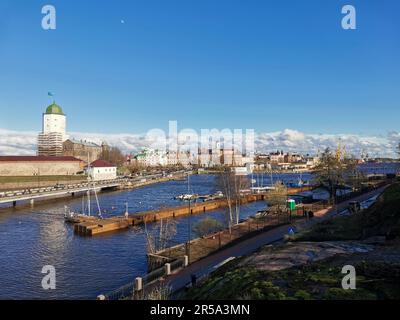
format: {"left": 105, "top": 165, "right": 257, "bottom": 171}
{"left": 37, "top": 168, "right": 40, "bottom": 188}
{"left": 187, "top": 197, "right": 192, "bottom": 264}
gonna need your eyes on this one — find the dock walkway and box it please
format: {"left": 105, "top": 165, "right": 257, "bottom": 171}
{"left": 71, "top": 186, "right": 313, "bottom": 236}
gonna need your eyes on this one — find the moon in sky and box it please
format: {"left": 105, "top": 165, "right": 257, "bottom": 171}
{"left": 121, "top": 19, "right": 125, "bottom": 24}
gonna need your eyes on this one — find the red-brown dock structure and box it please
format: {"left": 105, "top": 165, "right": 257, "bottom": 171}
{"left": 72, "top": 186, "right": 313, "bottom": 236}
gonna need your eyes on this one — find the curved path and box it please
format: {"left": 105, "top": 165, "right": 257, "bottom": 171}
{"left": 164, "top": 184, "right": 390, "bottom": 296}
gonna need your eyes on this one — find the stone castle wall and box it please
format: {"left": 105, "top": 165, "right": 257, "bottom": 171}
{"left": 0, "top": 161, "right": 84, "bottom": 176}
{"left": 62, "top": 140, "right": 103, "bottom": 162}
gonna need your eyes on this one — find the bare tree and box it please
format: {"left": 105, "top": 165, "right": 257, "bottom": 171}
{"left": 264, "top": 181, "right": 288, "bottom": 214}
{"left": 143, "top": 283, "right": 172, "bottom": 300}
{"left": 216, "top": 168, "right": 250, "bottom": 231}
{"left": 100, "top": 146, "right": 126, "bottom": 166}
{"left": 216, "top": 168, "right": 235, "bottom": 233}
{"left": 313, "top": 147, "right": 357, "bottom": 204}
{"left": 127, "top": 161, "right": 146, "bottom": 174}
{"left": 233, "top": 173, "right": 250, "bottom": 224}
{"left": 397, "top": 142, "right": 400, "bottom": 160}
{"left": 144, "top": 218, "right": 177, "bottom": 254}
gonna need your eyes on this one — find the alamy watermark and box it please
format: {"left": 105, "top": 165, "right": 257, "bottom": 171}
{"left": 342, "top": 5, "right": 357, "bottom": 30}
{"left": 41, "top": 265, "right": 56, "bottom": 290}
{"left": 341, "top": 265, "right": 356, "bottom": 290}
{"left": 41, "top": 5, "right": 356, "bottom": 31}
{"left": 41, "top": 5, "right": 56, "bottom": 30}
{"left": 144, "top": 121, "right": 255, "bottom": 166}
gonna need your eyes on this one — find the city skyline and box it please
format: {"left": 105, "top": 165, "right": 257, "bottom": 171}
{"left": 1, "top": 0, "right": 399, "bottom": 157}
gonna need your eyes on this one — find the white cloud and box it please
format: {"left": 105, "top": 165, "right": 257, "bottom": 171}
{"left": 0, "top": 129, "right": 38, "bottom": 156}
{"left": 255, "top": 130, "right": 394, "bottom": 158}
{"left": 0, "top": 128, "right": 398, "bottom": 158}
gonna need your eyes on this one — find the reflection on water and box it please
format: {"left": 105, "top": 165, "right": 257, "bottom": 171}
{"left": 0, "top": 166, "right": 389, "bottom": 299}
{"left": 0, "top": 175, "right": 269, "bottom": 299}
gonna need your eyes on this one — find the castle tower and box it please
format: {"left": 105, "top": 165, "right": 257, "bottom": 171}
{"left": 38, "top": 102, "right": 69, "bottom": 156}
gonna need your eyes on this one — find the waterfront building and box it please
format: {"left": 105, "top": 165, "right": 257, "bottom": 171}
{"left": 134, "top": 148, "right": 168, "bottom": 167}
{"left": 37, "top": 102, "right": 68, "bottom": 156}
{"left": 0, "top": 156, "right": 84, "bottom": 176}
{"left": 197, "top": 148, "right": 214, "bottom": 167}
{"left": 165, "top": 150, "right": 194, "bottom": 168}
{"left": 270, "top": 151, "right": 286, "bottom": 164}
{"left": 177, "top": 150, "right": 194, "bottom": 167}
{"left": 253, "top": 152, "right": 319, "bottom": 171}
{"left": 87, "top": 160, "right": 117, "bottom": 181}
{"left": 284, "top": 152, "right": 303, "bottom": 163}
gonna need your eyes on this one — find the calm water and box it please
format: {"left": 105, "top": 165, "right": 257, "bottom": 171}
{"left": 358, "top": 162, "right": 400, "bottom": 175}
{"left": 0, "top": 165, "right": 393, "bottom": 299}
{"left": 0, "top": 174, "right": 294, "bottom": 300}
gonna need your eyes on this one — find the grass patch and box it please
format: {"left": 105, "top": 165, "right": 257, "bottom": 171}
{"left": 183, "top": 259, "right": 400, "bottom": 300}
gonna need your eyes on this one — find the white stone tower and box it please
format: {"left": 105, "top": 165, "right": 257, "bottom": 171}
{"left": 38, "top": 102, "right": 69, "bottom": 156}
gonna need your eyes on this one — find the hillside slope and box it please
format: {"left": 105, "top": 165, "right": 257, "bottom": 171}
{"left": 182, "top": 183, "right": 400, "bottom": 300}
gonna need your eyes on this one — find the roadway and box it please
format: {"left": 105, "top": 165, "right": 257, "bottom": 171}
{"left": 0, "top": 179, "right": 123, "bottom": 205}
{"left": 0, "top": 170, "right": 190, "bottom": 206}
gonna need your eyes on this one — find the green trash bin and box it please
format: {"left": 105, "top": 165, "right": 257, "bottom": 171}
{"left": 287, "top": 199, "right": 296, "bottom": 211}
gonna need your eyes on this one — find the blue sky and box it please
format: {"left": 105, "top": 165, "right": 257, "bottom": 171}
{"left": 0, "top": 0, "right": 399, "bottom": 136}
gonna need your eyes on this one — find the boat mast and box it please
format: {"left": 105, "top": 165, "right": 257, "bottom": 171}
{"left": 94, "top": 188, "right": 102, "bottom": 218}
{"left": 261, "top": 172, "right": 264, "bottom": 187}
{"left": 82, "top": 192, "right": 85, "bottom": 215}
{"left": 87, "top": 152, "right": 91, "bottom": 217}
{"left": 270, "top": 170, "right": 273, "bottom": 186}
{"left": 187, "top": 172, "right": 190, "bottom": 194}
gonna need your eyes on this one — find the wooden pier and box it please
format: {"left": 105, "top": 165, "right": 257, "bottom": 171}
{"left": 72, "top": 186, "right": 313, "bottom": 236}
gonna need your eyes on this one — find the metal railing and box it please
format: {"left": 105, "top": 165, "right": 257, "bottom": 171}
{"left": 0, "top": 178, "right": 125, "bottom": 199}
{"left": 103, "top": 256, "right": 186, "bottom": 300}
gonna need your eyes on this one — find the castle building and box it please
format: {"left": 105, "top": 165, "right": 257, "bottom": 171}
{"left": 37, "top": 102, "right": 108, "bottom": 161}
{"left": 63, "top": 139, "right": 108, "bottom": 162}
{"left": 0, "top": 156, "right": 84, "bottom": 176}
{"left": 37, "top": 102, "right": 68, "bottom": 156}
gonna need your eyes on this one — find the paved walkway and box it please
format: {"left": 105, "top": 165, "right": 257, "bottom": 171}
{"left": 165, "top": 184, "right": 390, "bottom": 296}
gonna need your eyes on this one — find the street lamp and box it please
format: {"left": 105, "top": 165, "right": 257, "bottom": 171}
{"left": 187, "top": 197, "right": 191, "bottom": 264}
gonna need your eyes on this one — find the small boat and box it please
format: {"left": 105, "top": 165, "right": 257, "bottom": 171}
{"left": 255, "top": 209, "right": 270, "bottom": 217}
{"left": 202, "top": 191, "right": 224, "bottom": 202}
{"left": 251, "top": 186, "right": 275, "bottom": 193}
{"left": 174, "top": 172, "right": 199, "bottom": 201}
{"left": 64, "top": 206, "right": 95, "bottom": 223}
{"left": 175, "top": 193, "right": 199, "bottom": 201}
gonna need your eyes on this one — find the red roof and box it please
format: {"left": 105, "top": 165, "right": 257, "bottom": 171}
{"left": 0, "top": 156, "right": 83, "bottom": 162}
{"left": 90, "top": 159, "right": 115, "bottom": 168}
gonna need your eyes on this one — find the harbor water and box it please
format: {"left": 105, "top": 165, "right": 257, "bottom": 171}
{"left": 0, "top": 165, "right": 396, "bottom": 299}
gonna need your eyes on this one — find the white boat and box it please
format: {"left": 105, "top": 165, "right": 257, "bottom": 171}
{"left": 251, "top": 186, "right": 275, "bottom": 193}
{"left": 175, "top": 193, "right": 198, "bottom": 201}
{"left": 174, "top": 172, "right": 198, "bottom": 201}
{"left": 199, "top": 191, "right": 224, "bottom": 202}
{"left": 64, "top": 206, "right": 95, "bottom": 223}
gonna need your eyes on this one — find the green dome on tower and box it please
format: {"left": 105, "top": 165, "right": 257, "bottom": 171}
{"left": 45, "top": 102, "right": 64, "bottom": 115}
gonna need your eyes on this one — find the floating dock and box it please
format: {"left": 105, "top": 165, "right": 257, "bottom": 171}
{"left": 71, "top": 186, "right": 313, "bottom": 236}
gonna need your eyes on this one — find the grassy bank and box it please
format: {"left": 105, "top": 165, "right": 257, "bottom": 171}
{"left": 183, "top": 254, "right": 400, "bottom": 300}
{"left": 293, "top": 183, "right": 400, "bottom": 242}
{"left": 181, "top": 183, "right": 400, "bottom": 300}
